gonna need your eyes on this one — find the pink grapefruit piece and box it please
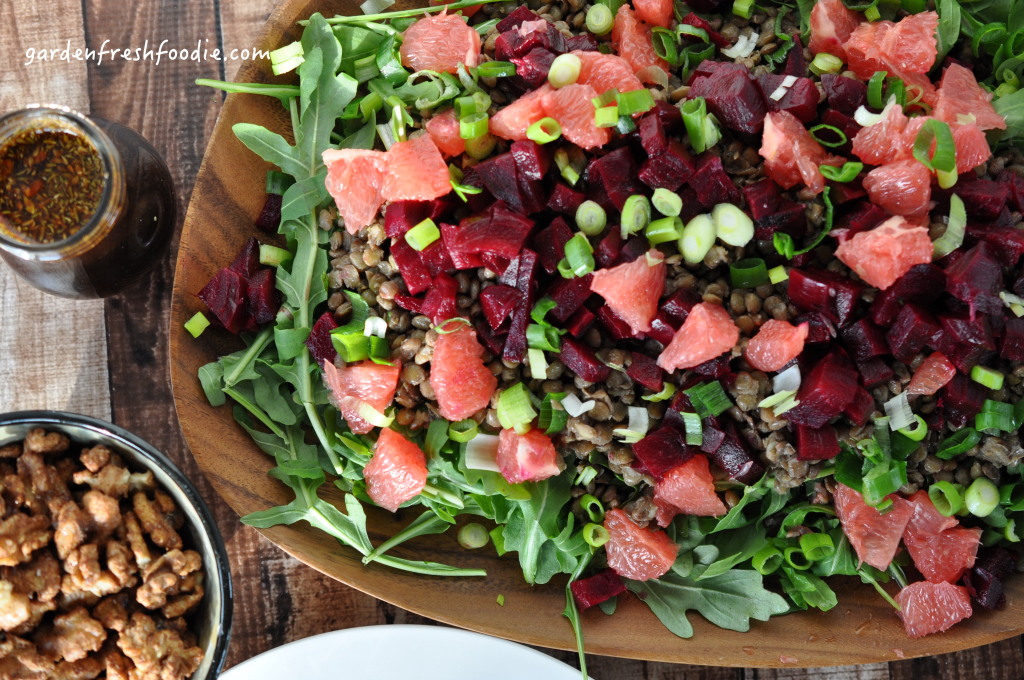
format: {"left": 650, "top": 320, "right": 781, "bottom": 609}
{"left": 429, "top": 323, "right": 497, "bottom": 421}
{"left": 744, "top": 320, "right": 809, "bottom": 372}
{"left": 760, "top": 111, "right": 844, "bottom": 194}
{"left": 323, "top": 360, "right": 401, "bottom": 435}
{"left": 496, "top": 427, "right": 562, "bottom": 484}
{"left": 834, "top": 215, "right": 934, "bottom": 290}
{"left": 861, "top": 159, "right": 933, "bottom": 217}
{"left": 589, "top": 249, "right": 666, "bottom": 334}
{"left": 633, "top": 0, "right": 673, "bottom": 29}
{"left": 425, "top": 108, "right": 466, "bottom": 157}
{"left": 382, "top": 135, "right": 452, "bottom": 202}
{"left": 657, "top": 302, "right": 739, "bottom": 372}
{"left": 323, "top": 148, "right": 388, "bottom": 234}
{"left": 654, "top": 454, "right": 727, "bottom": 518}
{"left": 365, "top": 428, "right": 428, "bottom": 512}
{"left": 850, "top": 101, "right": 924, "bottom": 166}
{"left": 904, "top": 490, "right": 959, "bottom": 535}
{"left": 808, "top": 0, "right": 861, "bottom": 61}
{"left": 574, "top": 51, "right": 645, "bottom": 95}
{"left": 604, "top": 508, "right": 678, "bottom": 581}
{"left": 896, "top": 581, "right": 973, "bottom": 638}
{"left": 489, "top": 84, "right": 552, "bottom": 141}
{"left": 952, "top": 123, "right": 992, "bottom": 174}
{"left": 833, "top": 483, "right": 913, "bottom": 571}
{"left": 541, "top": 83, "right": 612, "bottom": 150}
{"left": 843, "top": 11, "right": 939, "bottom": 80}
{"left": 399, "top": 13, "right": 481, "bottom": 74}
{"left": 933, "top": 63, "right": 1007, "bottom": 131}
{"left": 611, "top": 5, "right": 668, "bottom": 78}
{"left": 907, "top": 352, "right": 956, "bottom": 396}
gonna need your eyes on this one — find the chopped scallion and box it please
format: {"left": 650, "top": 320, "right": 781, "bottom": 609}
{"left": 332, "top": 331, "right": 370, "bottom": 362}
{"left": 575, "top": 200, "right": 607, "bottom": 236}
{"left": 732, "top": 0, "right": 755, "bottom": 19}
{"left": 685, "top": 381, "right": 732, "bottom": 418}
{"left": 729, "top": 258, "right": 769, "bottom": 288}
{"left": 559, "top": 233, "right": 595, "bottom": 278}
{"left": 965, "top": 477, "right": 1000, "bottom": 517}
{"left": 617, "top": 88, "right": 656, "bottom": 116}
{"left": 184, "top": 312, "right": 210, "bottom": 338}
{"left": 476, "top": 61, "right": 516, "bottom": 78}
{"left": 971, "top": 365, "right": 1005, "bottom": 390}
{"left": 768, "top": 265, "right": 788, "bottom": 284}
{"left": 538, "top": 393, "right": 568, "bottom": 434}
{"left": 929, "top": 481, "right": 964, "bottom": 517}
{"left": 798, "top": 533, "right": 834, "bottom": 561}
{"left": 809, "top": 52, "right": 843, "bottom": 75}
{"left": 448, "top": 419, "right": 479, "bottom": 443}
{"left": 459, "top": 111, "right": 490, "bottom": 140}
{"left": 681, "top": 97, "right": 719, "bottom": 153}
{"left": 935, "top": 427, "right": 980, "bottom": 459}
{"left": 620, "top": 194, "right": 652, "bottom": 238}
{"left": 867, "top": 71, "right": 889, "bottom": 109}
{"left": 527, "top": 348, "right": 550, "bottom": 380}
{"left": 645, "top": 216, "right": 681, "bottom": 245}
{"left": 526, "top": 117, "right": 562, "bottom": 144}
{"left": 897, "top": 414, "right": 928, "bottom": 442}
{"left": 405, "top": 218, "right": 440, "bottom": 251}
{"left": 681, "top": 412, "right": 703, "bottom": 445}
{"left": 586, "top": 3, "right": 614, "bottom": 35}
{"left": 464, "top": 132, "right": 496, "bottom": 159}
{"left": 259, "top": 244, "right": 292, "bottom": 267}
{"left": 809, "top": 124, "right": 847, "bottom": 148}
{"left": 583, "top": 522, "right": 610, "bottom": 548}
{"left": 679, "top": 213, "right": 716, "bottom": 264}
{"left": 457, "top": 522, "right": 489, "bottom": 549}
{"left": 819, "top": 161, "right": 863, "bottom": 183}
{"left": 579, "top": 494, "right": 605, "bottom": 523}
{"left": 548, "top": 53, "right": 582, "bottom": 88}
{"left": 496, "top": 383, "right": 538, "bottom": 433}
{"left": 712, "top": 203, "right": 754, "bottom": 247}
{"left": 594, "top": 104, "right": 620, "bottom": 128}
{"left": 913, "top": 119, "right": 957, "bottom": 176}
{"left": 642, "top": 383, "right": 676, "bottom": 402}
{"left": 651, "top": 188, "right": 682, "bottom": 216}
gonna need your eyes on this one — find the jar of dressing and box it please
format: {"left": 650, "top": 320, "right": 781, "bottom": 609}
{"left": 0, "top": 105, "right": 176, "bottom": 298}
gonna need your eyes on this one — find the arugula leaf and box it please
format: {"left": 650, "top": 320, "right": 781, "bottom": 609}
{"left": 500, "top": 472, "right": 574, "bottom": 584}
{"left": 936, "top": 0, "right": 963, "bottom": 61}
{"left": 994, "top": 88, "right": 1024, "bottom": 141}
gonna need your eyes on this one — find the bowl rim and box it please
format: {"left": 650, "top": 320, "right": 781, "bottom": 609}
{"left": 0, "top": 409, "right": 233, "bottom": 679}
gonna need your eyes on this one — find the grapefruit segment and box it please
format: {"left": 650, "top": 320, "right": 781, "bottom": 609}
{"left": 400, "top": 13, "right": 481, "bottom": 74}
{"left": 633, "top": 0, "right": 673, "bottom": 29}
{"left": 744, "top": 320, "right": 809, "bottom": 372}
{"left": 541, "top": 83, "right": 612, "bottom": 149}
{"left": 425, "top": 109, "right": 466, "bottom": 157}
{"left": 323, "top": 360, "right": 401, "bottom": 435}
{"left": 496, "top": 427, "right": 562, "bottom": 484}
{"left": 575, "top": 51, "right": 645, "bottom": 95}
{"left": 951, "top": 123, "right": 992, "bottom": 174}
{"left": 612, "top": 5, "right": 669, "bottom": 78}
{"left": 489, "top": 84, "right": 552, "bottom": 141}
{"left": 657, "top": 302, "right": 739, "bottom": 372}
{"left": 654, "top": 455, "right": 728, "bottom": 518}
{"left": 850, "top": 101, "right": 923, "bottom": 166}
{"left": 862, "top": 159, "right": 933, "bottom": 217}
{"left": 907, "top": 352, "right": 956, "bottom": 396}
{"left": 933, "top": 63, "right": 1007, "bottom": 131}
{"left": 896, "top": 581, "right": 972, "bottom": 638}
{"left": 843, "top": 12, "right": 939, "bottom": 80}
{"left": 904, "top": 525, "right": 981, "bottom": 584}
{"left": 589, "top": 249, "right": 666, "bottom": 334}
{"left": 833, "top": 483, "right": 912, "bottom": 571}
{"left": 383, "top": 135, "right": 453, "bottom": 201}
{"left": 429, "top": 324, "right": 498, "bottom": 421}
{"left": 365, "top": 428, "right": 428, "bottom": 512}
{"left": 834, "top": 215, "right": 934, "bottom": 290}
{"left": 904, "top": 490, "right": 959, "bottom": 535}
{"left": 604, "top": 507, "right": 678, "bottom": 581}
{"left": 808, "top": 0, "right": 861, "bottom": 61}
{"left": 323, "top": 148, "right": 388, "bottom": 234}
{"left": 760, "top": 111, "right": 845, "bottom": 194}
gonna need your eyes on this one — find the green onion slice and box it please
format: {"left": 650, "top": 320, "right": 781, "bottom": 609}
{"left": 448, "top": 418, "right": 479, "bottom": 443}
{"left": 575, "top": 200, "right": 607, "bottom": 236}
{"left": 586, "top": 3, "right": 614, "bottom": 35}
{"left": 729, "top": 258, "right": 769, "bottom": 289}
{"left": 527, "top": 117, "right": 562, "bottom": 144}
{"left": 935, "top": 427, "right": 981, "bottom": 459}
{"left": 867, "top": 71, "right": 889, "bottom": 109}
{"left": 971, "top": 365, "right": 1005, "bottom": 391}
{"left": 933, "top": 194, "right": 966, "bottom": 258}
{"left": 459, "top": 111, "right": 490, "bottom": 140}
{"left": 809, "top": 124, "right": 848, "bottom": 148}
{"left": 476, "top": 61, "right": 516, "bottom": 78}
{"left": 496, "top": 383, "right": 538, "bottom": 433}
{"left": 819, "top": 161, "right": 863, "bottom": 183}
{"left": 681, "top": 412, "right": 703, "bottom": 446}
{"left": 617, "top": 88, "right": 655, "bottom": 116}
{"left": 184, "top": 312, "right": 210, "bottom": 338}
{"left": 685, "top": 381, "right": 732, "bottom": 418}
{"left": 405, "top": 218, "right": 440, "bottom": 251}
{"left": 583, "top": 522, "right": 610, "bottom": 548}
{"left": 645, "top": 216, "right": 681, "bottom": 245}
{"left": 798, "top": 533, "right": 835, "bottom": 562}
{"left": 559, "top": 233, "right": 595, "bottom": 278}
{"left": 642, "top": 383, "right": 677, "bottom": 402}
{"left": 651, "top": 187, "right": 682, "bottom": 216}
{"left": 929, "top": 481, "right": 964, "bottom": 517}
{"left": 538, "top": 392, "right": 568, "bottom": 435}
{"left": 594, "top": 104, "right": 620, "bottom": 128}
{"left": 913, "top": 119, "right": 957, "bottom": 174}
{"left": 897, "top": 414, "right": 928, "bottom": 442}
{"left": 527, "top": 347, "right": 549, "bottom": 380}
{"left": 620, "top": 194, "right": 652, "bottom": 238}
{"left": 579, "top": 494, "right": 605, "bottom": 523}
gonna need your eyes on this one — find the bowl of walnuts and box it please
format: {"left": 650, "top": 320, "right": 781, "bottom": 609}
{"left": 0, "top": 411, "right": 231, "bottom": 679}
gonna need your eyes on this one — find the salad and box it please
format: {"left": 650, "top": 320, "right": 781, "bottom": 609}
{"left": 191, "top": 0, "right": 1024, "bottom": 672}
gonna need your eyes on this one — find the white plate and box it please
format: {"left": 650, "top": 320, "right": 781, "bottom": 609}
{"left": 220, "top": 625, "right": 586, "bottom": 680}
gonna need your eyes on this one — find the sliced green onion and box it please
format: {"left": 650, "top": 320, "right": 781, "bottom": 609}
{"left": 575, "top": 466, "right": 598, "bottom": 487}
{"left": 929, "top": 481, "right": 964, "bottom": 517}
{"left": 464, "top": 433, "right": 501, "bottom": 471}
{"left": 1000, "top": 482, "right": 1024, "bottom": 511}
{"left": 476, "top": 61, "right": 516, "bottom": 78}
{"left": 729, "top": 258, "right": 769, "bottom": 289}
{"left": 259, "top": 244, "right": 292, "bottom": 267}
{"left": 681, "top": 97, "right": 719, "bottom": 153}
{"left": 936, "top": 427, "right": 981, "bottom": 459}
{"left": 773, "top": 394, "right": 801, "bottom": 415}
{"left": 405, "top": 218, "right": 441, "bottom": 251}
{"left": 538, "top": 393, "right": 568, "bottom": 435}
{"left": 862, "top": 461, "right": 907, "bottom": 506}
{"left": 594, "top": 104, "right": 620, "bottom": 128}
{"left": 526, "top": 117, "right": 562, "bottom": 144}
{"left": 897, "top": 414, "right": 928, "bottom": 442}
{"left": 580, "top": 494, "right": 605, "bottom": 523}
{"left": 617, "top": 88, "right": 656, "bottom": 116}
{"left": 548, "top": 53, "right": 582, "bottom": 88}
{"left": 620, "top": 194, "right": 652, "bottom": 238}
{"left": 965, "top": 477, "right": 1000, "bottom": 517}
{"left": 819, "top": 161, "right": 863, "bottom": 183}
{"left": 270, "top": 41, "right": 304, "bottom": 75}
{"left": 531, "top": 298, "right": 558, "bottom": 326}
{"left": 971, "top": 365, "right": 1005, "bottom": 391}
{"left": 458, "top": 522, "right": 490, "bottom": 549}
{"left": 651, "top": 188, "right": 682, "bottom": 217}
{"left": 184, "top": 312, "right": 210, "bottom": 338}
{"left": 496, "top": 383, "right": 538, "bottom": 433}
{"left": 454, "top": 94, "right": 480, "bottom": 118}
{"left": 575, "top": 200, "right": 607, "bottom": 236}
{"left": 732, "top": 0, "right": 754, "bottom": 19}
{"left": 681, "top": 412, "right": 703, "bottom": 446}
{"left": 1000, "top": 291, "right": 1024, "bottom": 317}
{"left": 586, "top": 3, "right": 614, "bottom": 35}
{"left": 887, "top": 76, "right": 907, "bottom": 109}
{"left": 591, "top": 89, "right": 619, "bottom": 108}
{"left": 933, "top": 193, "right": 966, "bottom": 258}
{"left": 464, "top": 132, "right": 497, "bottom": 160}
{"left": 783, "top": 545, "right": 812, "bottom": 570}
{"left": 527, "top": 347, "right": 549, "bottom": 380}
{"left": 645, "top": 216, "right": 681, "bottom": 245}
{"left": 354, "top": 54, "right": 380, "bottom": 84}
{"left": 758, "top": 389, "right": 798, "bottom": 410}
{"left": 677, "top": 24, "right": 710, "bottom": 42}
{"left": 712, "top": 203, "right": 754, "bottom": 247}
{"left": 642, "top": 383, "right": 676, "bottom": 402}
{"left": 753, "top": 543, "right": 783, "bottom": 575}
{"left": 798, "top": 533, "right": 835, "bottom": 562}
{"left": 867, "top": 72, "right": 889, "bottom": 109}
{"left": 364, "top": 316, "right": 388, "bottom": 338}
{"left": 357, "top": 401, "right": 394, "bottom": 428}
{"left": 913, "top": 119, "right": 957, "bottom": 175}
{"left": 616, "top": 115, "right": 637, "bottom": 133}
{"left": 685, "top": 381, "right": 732, "bottom": 418}
{"left": 678, "top": 213, "right": 716, "bottom": 263}
{"left": 459, "top": 111, "right": 490, "bottom": 140}
{"left": 809, "top": 124, "right": 847, "bottom": 148}
{"left": 332, "top": 331, "right": 370, "bottom": 362}
{"left": 583, "top": 522, "right": 610, "bottom": 548}
{"left": 554, "top": 148, "right": 583, "bottom": 186}
{"left": 559, "top": 233, "right": 595, "bottom": 278}
{"left": 448, "top": 418, "right": 479, "bottom": 443}
{"left": 651, "top": 27, "right": 680, "bottom": 66}
{"left": 368, "top": 335, "right": 391, "bottom": 364}
{"left": 976, "top": 401, "right": 1016, "bottom": 434}
{"left": 809, "top": 52, "right": 843, "bottom": 75}
{"left": 883, "top": 392, "right": 914, "bottom": 432}
{"left": 768, "top": 265, "right": 788, "bottom": 284}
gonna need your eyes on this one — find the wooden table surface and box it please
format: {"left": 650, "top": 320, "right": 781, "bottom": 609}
{"left": 3, "top": 0, "right": 1024, "bottom": 677}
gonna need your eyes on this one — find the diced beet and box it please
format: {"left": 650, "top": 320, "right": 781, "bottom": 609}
{"left": 570, "top": 569, "right": 627, "bottom": 610}
{"left": 945, "top": 242, "right": 1003, "bottom": 316}
{"left": 419, "top": 239, "right": 454, "bottom": 277}
{"left": 687, "top": 155, "right": 742, "bottom": 210}
{"left": 980, "top": 227, "right": 1024, "bottom": 267}
{"left": 474, "top": 152, "right": 545, "bottom": 215}
{"left": 785, "top": 352, "right": 859, "bottom": 428}
{"left": 886, "top": 304, "right": 940, "bottom": 363}
{"left": 565, "top": 307, "right": 596, "bottom": 338}
{"left": 594, "top": 228, "right": 623, "bottom": 269}
{"left": 255, "top": 193, "right": 282, "bottom": 233}
{"left": 626, "top": 352, "right": 664, "bottom": 392}
{"left": 793, "top": 312, "right": 837, "bottom": 345}
{"left": 649, "top": 101, "right": 684, "bottom": 134}
{"left": 743, "top": 178, "right": 783, "bottom": 220}
{"left": 638, "top": 111, "right": 668, "bottom": 155}
{"left": 998, "top": 169, "right": 1024, "bottom": 213}
{"left": 779, "top": 34, "right": 806, "bottom": 77}
{"left": 699, "top": 422, "right": 726, "bottom": 455}
{"left": 391, "top": 238, "right": 433, "bottom": 295}
{"left": 756, "top": 74, "right": 819, "bottom": 123}
{"left": 617, "top": 236, "right": 650, "bottom": 265}
{"left": 494, "top": 18, "right": 563, "bottom": 61}
{"left": 956, "top": 177, "right": 1009, "bottom": 219}
{"left": 841, "top": 318, "right": 890, "bottom": 362}
{"left": 787, "top": 268, "right": 863, "bottom": 328}
{"left": 246, "top": 268, "right": 279, "bottom": 326}
{"left": 586, "top": 147, "right": 643, "bottom": 211}
{"left": 836, "top": 201, "right": 887, "bottom": 239}
{"left": 639, "top": 140, "right": 695, "bottom": 191}
{"left": 305, "top": 312, "right": 338, "bottom": 365}
{"left": 821, "top": 74, "right": 867, "bottom": 115}
{"left": 479, "top": 284, "right": 523, "bottom": 331}
{"left": 421, "top": 272, "right": 459, "bottom": 324}
{"left": 678, "top": 13, "right": 731, "bottom": 49}
{"left": 938, "top": 312, "right": 996, "bottom": 373}
{"left": 795, "top": 424, "right": 840, "bottom": 461}
{"left": 693, "top": 353, "right": 733, "bottom": 379}
{"left": 964, "top": 547, "right": 1016, "bottom": 610}
{"left": 648, "top": 313, "right": 677, "bottom": 346}
{"left": 198, "top": 267, "right": 250, "bottom": 334}
{"left": 597, "top": 305, "right": 638, "bottom": 341}
{"left": 560, "top": 335, "right": 612, "bottom": 383}
{"left": 843, "top": 386, "right": 875, "bottom": 426}
{"left": 480, "top": 252, "right": 514, "bottom": 277}
{"left": 856, "top": 357, "right": 894, "bottom": 390}
{"left": 827, "top": 179, "right": 866, "bottom": 206}
{"left": 631, "top": 422, "right": 693, "bottom": 479}
{"left": 385, "top": 201, "right": 424, "bottom": 239}
{"left": 564, "top": 33, "right": 599, "bottom": 52}
{"left": 687, "top": 63, "right": 767, "bottom": 135}
{"left": 819, "top": 110, "right": 860, "bottom": 155}
{"left": 547, "top": 274, "right": 593, "bottom": 323}
{"left": 496, "top": 5, "right": 540, "bottom": 32}
{"left": 662, "top": 288, "right": 700, "bottom": 321}
{"left": 742, "top": 178, "right": 805, "bottom": 240}
{"left": 869, "top": 263, "right": 945, "bottom": 326}
{"left": 1002, "top": 318, "right": 1024, "bottom": 362}
{"left": 547, "top": 183, "right": 586, "bottom": 215}
{"left": 474, "top": 318, "right": 505, "bottom": 355}
{"left": 393, "top": 294, "right": 423, "bottom": 315}
{"left": 535, "top": 217, "right": 574, "bottom": 275}
{"left": 706, "top": 433, "right": 765, "bottom": 485}
{"left": 510, "top": 139, "right": 551, "bottom": 181}
{"left": 940, "top": 373, "right": 988, "bottom": 429}
{"left": 503, "top": 250, "right": 540, "bottom": 363}
{"left": 229, "top": 237, "right": 261, "bottom": 278}
{"left": 444, "top": 203, "right": 535, "bottom": 271}
{"left": 510, "top": 47, "right": 556, "bottom": 89}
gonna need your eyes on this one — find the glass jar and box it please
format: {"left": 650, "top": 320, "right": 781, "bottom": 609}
{"left": 0, "top": 105, "right": 176, "bottom": 298}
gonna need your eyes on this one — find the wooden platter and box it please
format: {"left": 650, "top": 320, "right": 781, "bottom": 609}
{"left": 168, "top": 0, "right": 1024, "bottom": 666}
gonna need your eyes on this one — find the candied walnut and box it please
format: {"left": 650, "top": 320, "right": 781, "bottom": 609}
{"left": 0, "top": 442, "right": 21, "bottom": 459}
{"left": 61, "top": 544, "right": 123, "bottom": 601}
{"left": 118, "top": 612, "right": 203, "bottom": 680}
{"left": 0, "top": 579, "right": 32, "bottom": 631}
{"left": 54, "top": 502, "right": 89, "bottom": 560}
{"left": 132, "top": 492, "right": 182, "bottom": 550}
{"left": 137, "top": 550, "right": 201, "bottom": 613}
{"left": 19, "top": 451, "right": 72, "bottom": 516}
{"left": 4, "top": 551, "right": 62, "bottom": 602}
{"left": 80, "top": 446, "right": 111, "bottom": 474}
{"left": 0, "top": 634, "right": 55, "bottom": 679}
{"left": 34, "top": 606, "right": 107, "bottom": 662}
{"left": 54, "top": 655, "right": 104, "bottom": 680}
{"left": 24, "top": 429, "right": 70, "bottom": 455}
{"left": 93, "top": 593, "right": 130, "bottom": 632}
{"left": 103, "top": 648, "right": 133, "bottom": 680}
{"left": 2, "top": 474, "right": 44, "bottom": 516}
{"left": 122, "top": 512, "right": 153, "bottom": 570}
{"left": 81, "top": 490, "right": 122, "bottom": 539}
{"left": 107, "top": 540, "right": 137, "bottom": 587}
{"left": 0, "top": 514, "right": 51, "bottom": 566}
{"left": 73, "top": 464, "right": 153, "bottom": 500}
{"left": 163, "top": 571, "right": 204, "bottom": 619}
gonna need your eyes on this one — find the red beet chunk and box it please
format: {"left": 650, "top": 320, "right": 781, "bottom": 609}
{"left": 474, "top": 319, "right": 505, "bottom": 355}
{"left": 649, "top": 101, "right": 684, "bottom": 134}
{"left": 648, "top": 313, "right": 678, "bottom": 345}
{"left": 795, "top": 424, "right": 840, "bottom": 461}
{"left": 980, "top": 227, "right": 1024, "bottom": 267}
{"left": 827, "top": 179, "right": 866, "bottom": 206}
{"left": 639, "top": 140, "right": 696, "bottom": 191}
{"left": 886, "top": 304, "right": 940, "bottom": 363}
{"left": 246, "top": 268, "right": 279, "bottom": 326}
{"left": 956, "top": 177, "right": 1010, "bottom": 219}
{"left": 756, "top": 74, "right": 819, "bottom": 123}
{"left": 510, "top": 47, "right": 556, "bottom": 90}
{"left": 479, "top": 284, "right": 523, "bottom": 331}
{"left": 626, "top": 352, "right": 664, "bottom": 391}
{"left": 547, "top": 183, "right": 586, "bottom": 215}
{"left": 869, "top": 263, "right": 945, "bottom": 326}
{"left": 535, "top": 217, "right": 574, "bottom": 275}
{"left": 560, "top": 335, "right": 612, "bottom": 383}
{"left": 706, "top": 433, "right": 765, "bottom": 485}
{"left": 688, "top": 63, "right": 767, "bottom": 135}
{"left": 565, "top": 33, "right": 599, "bottom": 51}
{"left": 198, "top": 267, "right": 250, "bottom": 334}
{"left": 793, "top": 312, "right": 837, "bottom": 345}
{"left": 385, "top": 201, "right": 425, "bottom": 239}
{"left": 503, "top": 250, "right": 540, "bottom": 363}
{"left": 229, "top": 237, "right": 261, "bottom": 278}
{"left": 687, "top": 155, "right": 742, "bottom": 210}
{"left": 821, "top": 74, "right": 867, "bottom": 115}
{"left": 571, "top": 569, "right": 627, "bottom": 610}
{"left": 843, "top": 386, "right": 875, "bottom": 426}
{"left": 836, "top": 201, "right": 887, "bottom": 239}
{"left": 594, "top": 228, "right": 623, "bottom": 269}
{"left": 421, "top": 272, "right": 459, "bottom": 324}
{"left": 305, "top": 312, "right": 339, "bottom": 365}
{"left": 597, "top": 305, "right": 638, "bottom": 341}
{"left": 945, "top": 242, "right": 1004, "bottom": 316}
{"left": 474, "top": 151, "right": 545, "bottom": 215}
{"left": 495, "top": 19, "right": 562, "bottom": 61}
{"left": 938, "top": 312, "right": 996, "bottom": 372}
{"left": 586, "top": 147, "right": 643, "bottom": 210}
{"left": 693, "top": 353, "right": 733, "bottom": 379}
{"left": 940, "top": 373, "right": 988, "bottom": 429}
{"left": 964, "top": 547, "right": 1017, "bottom": 610}
{"left": 856, "top": 357, "right": 894, "bottom": 389}
{"left": 742, "top": 178, "right": 806, "bottom": 240}
{"left": 496, "top": 5, "right": 540, "bottom": 31}
{"left": 511, "top": 139, "right": 551, "bottom": 181}
{"left": 779, "top": 34, "right": 806, "bottom": 77}
{"left": 743, "top": 178, "right": 782, "bottom": 220}
{"left": 638, "top": 111, "right": 668, "bottom": 154}
{"left": 444, "top": 203, "right": 535, "bottom": 271}
{"left": 255, "top": 193, "right": 282, "bottom": 233}
{"left": 819, "top": 110, "right": 860, "bottom": 155}
{"left": 662, "top": 288, "right": 700, "bottom": 321}
{"left": 841, "top": 318, "right": 890, "bottom": 362}
{"left": 699, "top": 422, "right": 726, "bottom": 455}
{"left": 678, "top": 13, "right": 731, "bottom": 48}
{"left": 787, "top": 268, "right": 863, "bottom": 328}
{"left": 998, "top": 169, "right": 1024, "bottom": 213}
{"left": 617, "top": 236, "right": 651, "bottom": 265}
{"left": 391, "top": 238, "right": 433, "bottom": 295}
{"left": 565, "top": 307, "right": 596, "bottom": 338}
{"left": 547, "top": 274, "right": 593, "bottom": 323}
{"left": 1002, "top": 318, "right": 1024, "bottom": 362}
{"left": 632, "top": 422, "right": 693, "bottom": 479}
{"left": 785, "top": 352, "right": 859, "bottom": 428}
{"left": 419, "top": 239, "right": 454, "bottom": 277}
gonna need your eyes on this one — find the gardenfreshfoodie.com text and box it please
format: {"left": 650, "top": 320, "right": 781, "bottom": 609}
{"left": 23, "top": 39, "right": 270, "bottom": 67}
